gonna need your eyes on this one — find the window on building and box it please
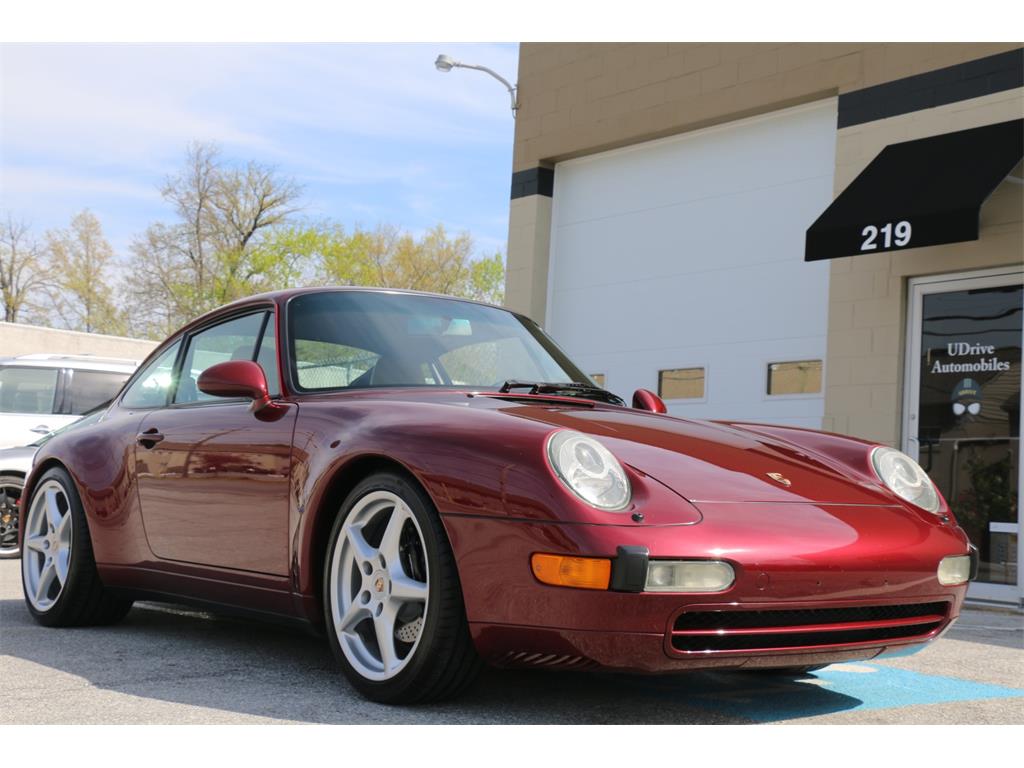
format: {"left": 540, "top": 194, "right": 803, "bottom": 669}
{"left": 767, "top": 360, "right": 822, "bottom": 395}
{"left": 590, "top": 373, "right": 606, "bottom": 387}
{"left": 658, "top": 367, "right": 705, "bottom": 400}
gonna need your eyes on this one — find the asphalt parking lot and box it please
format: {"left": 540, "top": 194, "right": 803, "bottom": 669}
{"left": 1, "top": 559, "right": 1021, "bottom": 724}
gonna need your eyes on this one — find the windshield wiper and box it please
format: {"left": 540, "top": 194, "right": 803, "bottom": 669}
{"left": 497, "top": 380, "right": 626, "bottom": 406}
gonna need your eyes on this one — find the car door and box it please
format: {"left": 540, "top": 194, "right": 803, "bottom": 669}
{"left": 134, "top": 309, "right": 296, "bottom": 576}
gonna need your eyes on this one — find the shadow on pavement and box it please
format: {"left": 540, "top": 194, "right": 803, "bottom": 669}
{"left": 0, "top": 597, "right": 872, "bottom": 724}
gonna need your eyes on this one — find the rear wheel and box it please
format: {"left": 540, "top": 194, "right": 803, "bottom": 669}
{"left": 21, "top": 467, "right": 133, "bottom": 626}
{"left": 323, "top": 472, "right": 481, "bottom": 704}
{"left": 0, "top": 474, "right": 23, "bottom": 559}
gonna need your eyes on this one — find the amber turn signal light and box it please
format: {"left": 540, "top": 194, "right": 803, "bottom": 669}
{"left": 531, "top": 553, "right": 611, "bottom": 590}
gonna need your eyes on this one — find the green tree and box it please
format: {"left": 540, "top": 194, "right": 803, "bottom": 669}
{"left": 127, "top": 142, "right": 303, "bottom": 338}
{"left": 45, "top": 210, "right": 125, "bottom": 335}
{"left": 310, "top": 222, "right": 505, "bottom": 304}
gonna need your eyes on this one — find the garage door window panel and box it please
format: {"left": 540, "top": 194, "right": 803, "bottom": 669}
{"left": 767, "top": 360, "right": 823, "bottom": 396}
{"left": 659, "top": 368, "right": 706, "bottom": 401}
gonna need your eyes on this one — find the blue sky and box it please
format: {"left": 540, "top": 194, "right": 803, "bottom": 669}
{"left": 0, "top": 43, "right": 518, "bottom": 260}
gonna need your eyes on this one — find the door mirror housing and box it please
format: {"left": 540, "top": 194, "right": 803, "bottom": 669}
{"left": 632, "top": 388, "right": 668, "bottom": 414}
{"left": 198, "top": 360, "right": 272, "bottom": 412}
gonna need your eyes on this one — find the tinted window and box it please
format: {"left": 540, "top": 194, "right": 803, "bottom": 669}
{"left": 121, "top": 341, "right": 182, "bottom": 409}
{"left": 175, "top": 313, "right": 266, "bottom": 404}
{"left": 0, "top": 366, "right": 59, "bottom": 414}
{"left": 67, "top": 370, "right": 130, "bottom": 414}
{"left": 288, "top": 292, "right": 587, "bottom": 391}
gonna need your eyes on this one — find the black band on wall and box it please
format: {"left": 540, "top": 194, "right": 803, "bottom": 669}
{"left": 510, "top": 167, "right": 554, "bottom": 199}
{"left": 838, "top": 48, "right": 1023, "bottom": 129}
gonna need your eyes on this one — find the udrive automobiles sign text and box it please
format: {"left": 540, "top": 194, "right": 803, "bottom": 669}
{"left": 930, "top": 342, "right": 1012, "bottom": 374}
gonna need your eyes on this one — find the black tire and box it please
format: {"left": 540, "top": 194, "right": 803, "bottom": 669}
{"left": 21, "top": 466, "right": 133, "bottom": 627}
{"left": 323, "top": 471, "right": 481, "bottom": 704}
{"left": 0, "top": 473, "right": 23, "bottom": 559}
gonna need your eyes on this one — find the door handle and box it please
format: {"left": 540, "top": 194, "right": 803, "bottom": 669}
{"left": 30, "top": 425, "right": 51, "bottom": 434}
{"left": 136, "top": 428, "right": 165, "bottom": 448}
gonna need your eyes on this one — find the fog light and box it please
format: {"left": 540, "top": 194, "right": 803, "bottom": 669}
{"left": 937, "top": 555, "right": 971, "bottom": 586}
{"left": 644, "top": 560, "right": 735, "bottom": 593}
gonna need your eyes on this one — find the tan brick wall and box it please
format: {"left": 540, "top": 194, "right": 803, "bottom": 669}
{"left": 0, "top": 322, "right": 157, "bottom": 362}
{"left": 513, "top": 43, "right": 1020, "bottom": 172}
{"left": 822, "top": 88, "right": 1024, "bottom": 446}
{"left": 505, "top": 195, "right": 553, "bottom": 322}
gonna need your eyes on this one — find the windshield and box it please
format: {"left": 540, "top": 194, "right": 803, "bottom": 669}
{"left": 287, "top": 291, "right": 592, "bottom": 392}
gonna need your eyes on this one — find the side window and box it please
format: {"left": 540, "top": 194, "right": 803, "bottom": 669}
{"left": 121, "top": 341, "right": 182, "bottom": 409}
{"left": 255, "top": 317, "right": 281, "bottom": 396}
{"left": 67, "top": 370, "right": 131, "bottom": 414}
{"left": 0, "top": 366, "right": 59, "bottom": 415}
{"left": 174, "top": 313, "right": 266, "bottom": 404}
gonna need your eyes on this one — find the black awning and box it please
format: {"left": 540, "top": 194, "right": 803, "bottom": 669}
{"left": 805, "top": 118, "right": 1023, "bottom": 261}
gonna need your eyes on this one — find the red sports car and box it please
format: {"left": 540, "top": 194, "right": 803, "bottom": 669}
{"left": 20, "top": 288, "right": 976, "bottom": 704}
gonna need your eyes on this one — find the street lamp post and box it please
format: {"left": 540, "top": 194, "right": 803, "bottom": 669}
{"left": 434, "top": 54, "right": 518, "bottom": 117}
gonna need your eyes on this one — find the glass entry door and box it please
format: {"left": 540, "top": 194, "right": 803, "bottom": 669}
{"left": 904, "top": 268, "right": 1023, "bottom": 605}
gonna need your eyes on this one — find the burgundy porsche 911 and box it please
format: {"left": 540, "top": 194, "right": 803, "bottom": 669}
{"left": 19, "top": 288, "right": 976, "bottom": 703}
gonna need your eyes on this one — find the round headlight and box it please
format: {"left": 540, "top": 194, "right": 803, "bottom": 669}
{"left": 546, "top": 430, "right": 631, "bottom": 511}
{"left": 870, "top": 446, "right": 941, "bottom": 514}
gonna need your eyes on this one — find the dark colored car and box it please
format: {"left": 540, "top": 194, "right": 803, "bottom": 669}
{"left": 19, "top": 288, "right": 975, "bottom": 704}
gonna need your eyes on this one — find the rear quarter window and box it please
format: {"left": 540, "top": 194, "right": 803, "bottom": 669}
{"left": 67, "top": 370, "right": 131, "bottom": 414}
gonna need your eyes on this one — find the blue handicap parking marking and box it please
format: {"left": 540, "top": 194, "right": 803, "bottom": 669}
{"left": 688, "top": 663, "right": 1024, "bottom": 722}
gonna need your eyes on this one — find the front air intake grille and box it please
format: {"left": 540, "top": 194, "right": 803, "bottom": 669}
{"left": 670, "top": 601, "right": 948, "bottom": 654}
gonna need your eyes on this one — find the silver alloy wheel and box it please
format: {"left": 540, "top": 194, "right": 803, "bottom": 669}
{"left": 329, "top": 490, "right": 430, "bottom": 682}
{"left": 21, "top": 479, "right": 73, "bottom": 611}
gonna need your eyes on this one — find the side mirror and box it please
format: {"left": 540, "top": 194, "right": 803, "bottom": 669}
{"left": 632, "top": 388, "right": 667, "bottom": 414}
{"left": 198, "top": 360, "right": 272, "bottom": 413}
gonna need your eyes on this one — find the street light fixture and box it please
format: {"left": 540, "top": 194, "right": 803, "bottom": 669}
{"left": 434, "top": 54, "right": 518, "bottom": 117}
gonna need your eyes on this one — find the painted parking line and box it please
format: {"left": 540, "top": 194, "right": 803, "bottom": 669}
{"left": 689, "top": 664, "right": 1024, "bottom": 722}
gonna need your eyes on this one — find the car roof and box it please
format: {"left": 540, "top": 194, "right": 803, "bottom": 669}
{"left": 0, "top": 354, "right": 139, "bottom": 373}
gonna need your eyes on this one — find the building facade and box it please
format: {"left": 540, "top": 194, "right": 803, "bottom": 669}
{"left": 504, "top": 43, "right": 1023, "bottom": 605}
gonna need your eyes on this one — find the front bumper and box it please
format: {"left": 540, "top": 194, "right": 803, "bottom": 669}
{"left": 442, "top": 505, "right": 969, "bottom": 672}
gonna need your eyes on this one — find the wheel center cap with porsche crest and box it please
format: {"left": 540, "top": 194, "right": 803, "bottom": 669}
{"left": 767, "top": 472, "right": 792, "bottom": 487}
{"left": 374, "top": 576, "right": 386, "bottom": 593}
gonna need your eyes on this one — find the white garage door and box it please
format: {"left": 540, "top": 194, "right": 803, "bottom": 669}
{"left": 546, "top": 99, "right": 837, "bottom": 428}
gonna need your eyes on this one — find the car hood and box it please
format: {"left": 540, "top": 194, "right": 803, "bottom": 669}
{"left": 481, "top": 398, "right": 892, "bottom": 506}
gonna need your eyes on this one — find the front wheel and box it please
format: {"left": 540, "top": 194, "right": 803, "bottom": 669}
{"left": 323, "top": 472, "right": 481, "bottom": 704}
{"left": 21, "top": 466, "right": 133, "bottom": 626}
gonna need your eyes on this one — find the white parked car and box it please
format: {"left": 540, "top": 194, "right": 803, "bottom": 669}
{"left": 0, "top": 354, "right": 137, "bottom": 450}
{"left": 0, "top": 403, "right": 111, "bottom": 558}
